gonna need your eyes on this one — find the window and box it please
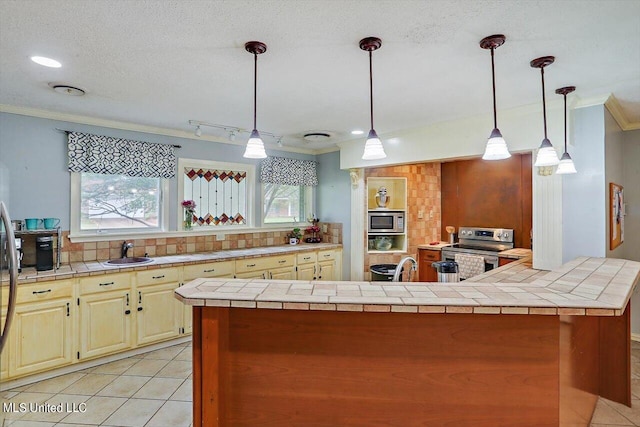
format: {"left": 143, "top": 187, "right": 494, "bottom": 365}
{"left": 178, "top": 159, "right": 255, "bottom": 229}
{"left": 263, "top": 183, "right": 312, "bottom": 224}
{"left": 67, "top": 131, "right": 175, "bottom": 236}
{"left": 71, "top": 173, "right": 167, "bottom": 233}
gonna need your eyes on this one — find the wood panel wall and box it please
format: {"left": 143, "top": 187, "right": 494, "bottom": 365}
{"left": 441, "top": 153, "right": 532, "bottom": 248}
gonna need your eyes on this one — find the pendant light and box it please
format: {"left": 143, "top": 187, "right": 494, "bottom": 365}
{"left": 480, "top": 34, "right": 510, "bottom": 160}
{"left": 359, "top": 37, "right": 386, "bottom": 160}
{"left": 530, "top": 56, "right": 560, "bottom": 167}
{"left": 555, "top": 86, "right": 577, "bottom": 174}
{"left": 243, "top": 41, "right": 267, "bottom": 159}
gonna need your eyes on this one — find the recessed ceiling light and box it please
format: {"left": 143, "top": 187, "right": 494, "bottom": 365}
{"left": 31, "top": 56, "right": 61, "bottom": 68}
{"left": 351, "top": 130, "right": 364, "bottom": 135}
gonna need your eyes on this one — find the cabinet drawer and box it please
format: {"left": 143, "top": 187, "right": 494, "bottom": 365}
{"left": 183, "top": 261, "right": 234, "bottom": 280}
{"left": 420, "top": 249, "right": 441, "bottom": 262}
{"left": 79, "top": 273, "right": 131, "bottom": 295}
{"left": 296, "top": 252, "right": 317, "bottom": 265}
{"left": 318, "top": 250, "right": 335, "bottom": 261}
{"left": 16, "top": 280, "right": 74, "bottom": 304}
{"left": 235, "top": 255, "right": 294, "bottom": 273}
{"left": 137, "top": 268, "right": 180, "bottom": 286}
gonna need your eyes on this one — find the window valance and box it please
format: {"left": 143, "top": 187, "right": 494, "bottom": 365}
{"left": 260, "top": 156, "right": 318, "bottom": 186}
{"left": 67, "top": 131, "right": 176, "bottom": 178}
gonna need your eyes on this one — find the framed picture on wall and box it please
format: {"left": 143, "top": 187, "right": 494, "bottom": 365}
{"left": 610, "top": 182, "right": 624, "bottom": 250}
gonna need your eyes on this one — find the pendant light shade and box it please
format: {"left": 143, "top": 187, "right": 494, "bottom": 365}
{"left": 243, "top": 41, "right": 267, "bottom": 159}
{"left": 555, "top": 86, "right": 577, "bottom": 174}
{"left": 531, "top": 56, "right": 560, "bottom": 167}
{"left": 360, "top": 37, "right": 386, "bottom": 160}
{"left": 480, "top": 35, "right": 510, "bottom": 160}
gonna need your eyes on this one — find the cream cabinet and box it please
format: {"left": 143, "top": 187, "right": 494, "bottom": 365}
{"left": 182, "top": 261, "right": 234, "bottom": 334}
{"left": 296, "top": 252, "right": 318, "bottom": 280}
{"left": 136, "top": 269, "right": 182, "bottom": 345}
{"left": 317, "top": 249, "right": 342, "bottom": 281}
{"left": 78, "top": 274, "right": 132, "bottom": 360}
{"left": 235, "top": 255, "right": 295, "bottom": 280}
{"left": 9, "top": 280, "right": 74, "bottom": 377}
{"left": 1, "top": 312, "right": 8, "bottom": 380}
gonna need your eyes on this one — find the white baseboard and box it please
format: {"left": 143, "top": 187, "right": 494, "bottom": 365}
{"left": 0, "top": 336, "right": 191, "bottom": 392}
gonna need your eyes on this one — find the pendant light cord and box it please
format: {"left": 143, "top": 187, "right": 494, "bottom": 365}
{"left": 563, "top": 93, "right": 568, "bottom": 153}
{"left": 541, "top": 67, "right": 548, "bottom": 139}
{"left": 491, "top": 47, "right": 497, "bottom": 129}
{"left": 369, "top": 50, "right": 374, "bottom": 130}
{"left": 253, "top": 53, "right": 258, "bottom": 131}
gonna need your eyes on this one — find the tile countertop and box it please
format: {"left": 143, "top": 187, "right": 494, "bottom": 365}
{"left": 417, "top": 241, "right": 451, "bottom": 250}
{"left": 2, "top": 243, "right": 342, "bottom": 284}
{"left": 498, "top": 248, "right": 533, "bottom": 259}
{"left": 175, "top": 256, "right": 640, "bottom": 317}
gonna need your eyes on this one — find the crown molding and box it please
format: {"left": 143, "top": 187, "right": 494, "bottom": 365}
{"left": 604, "top": 95, "right": 640, "bottom": 131}
{"left": 0, "top": 104, "right": 321, "bottom": 155}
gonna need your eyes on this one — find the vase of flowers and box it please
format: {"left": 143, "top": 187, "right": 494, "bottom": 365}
{"left": 182, "top": 200, "right": 196, "bottom": 231}
{"left": 305, "top": 216, "right": 322, "bottom": 243}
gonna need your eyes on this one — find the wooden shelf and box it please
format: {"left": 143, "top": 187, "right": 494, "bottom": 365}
{"left": 367, "top": 177, "right": 407, "bottom": 210}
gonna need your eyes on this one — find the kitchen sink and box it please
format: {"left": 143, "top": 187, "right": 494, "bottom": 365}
{"left": 104, "top": 257, "right": 153, "bottom": 266}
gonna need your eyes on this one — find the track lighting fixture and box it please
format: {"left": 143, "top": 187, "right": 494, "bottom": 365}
{"left": 480, "top": 34, "right": 511, "bottom": 160}
{"left": 359, "top": 36, "right": 386, "bottom": 160}
{"left": 531, "top": 56, "right": 560, "bottom": 167}
{"left": 555, "top": 86, "right": 577, "bottom": 174}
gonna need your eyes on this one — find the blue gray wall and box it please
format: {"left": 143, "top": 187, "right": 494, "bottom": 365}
{"left": 562, "top": 105, "right": 607, "bottom": 262}
{"left": 0, "top": 112, "right": 318, "bottom": 230}
{"left": 316, "top": 150, "right": 351, "bottom": 279}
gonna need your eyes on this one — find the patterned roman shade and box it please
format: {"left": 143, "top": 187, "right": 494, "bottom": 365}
{"left": 67, "top": 131, "right": 176, "bottom": 178}
{"left": 260, "top": 156, "right": 318, "bottom": 186}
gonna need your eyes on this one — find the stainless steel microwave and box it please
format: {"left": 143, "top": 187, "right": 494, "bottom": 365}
{"left": 368, "top": 211, "right": 405, "bottom": 234}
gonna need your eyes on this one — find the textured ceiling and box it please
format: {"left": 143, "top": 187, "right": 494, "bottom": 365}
{"left": 1, "top": 0, "right": 639, "bottom": 151}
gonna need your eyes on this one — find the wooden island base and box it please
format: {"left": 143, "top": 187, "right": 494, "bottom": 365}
{"left": 192, "top": 306, "right": 630, "bottom": 427}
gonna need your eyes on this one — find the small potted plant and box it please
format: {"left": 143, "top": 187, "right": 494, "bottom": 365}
{"left": 288, "top": 227, "right": 302, "bottom": 245}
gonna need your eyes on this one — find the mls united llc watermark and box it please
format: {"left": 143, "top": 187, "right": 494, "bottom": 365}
{"left": 3, "top": 401, "right": 87, "bottom": 414}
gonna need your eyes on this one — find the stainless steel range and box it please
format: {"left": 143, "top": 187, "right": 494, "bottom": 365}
{"left": 441, "top": 227, "right": 514, "bottom": 272}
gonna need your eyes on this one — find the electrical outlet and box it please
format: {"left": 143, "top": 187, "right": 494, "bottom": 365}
{"left": 429, "top": 210, "right": 434, "bottom": 219}
{"left": 322, "top": 224, "right": 328, "bottom": 233}
{"left": 215, "top": 233, "right": 225, "bottom": 241}
{"left": 418, "top": 210, "right": 424, "bottom": 219}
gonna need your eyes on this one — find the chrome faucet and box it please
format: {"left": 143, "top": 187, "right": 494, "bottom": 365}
{"left": 392, "top": 256, "right": 418, "bottom": 282}
{"left": 121, "top": 241, "right": 134, "bottom": 258}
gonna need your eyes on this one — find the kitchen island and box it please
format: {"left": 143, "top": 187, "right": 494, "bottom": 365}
{"left": 175, "top": 256, "right": 640, "bottom": 427}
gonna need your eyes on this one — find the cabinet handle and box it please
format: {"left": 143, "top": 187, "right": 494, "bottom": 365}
{"left": 99, "top": 282, "right": 114, "bottom": 286}
{"left": 323, "top": 254, "right": 331, "bottom": 258}
{"left": 278, "top": 260, "right": 286, "bottom": 264}
{"left": 247, "top": 263, "right": 256, "bottom": 267}
{"left": 203, "top": 268, "right": 216, "bottom": 273}
{"left": 137, "top": 307, "right": 143, "bottom": 311}
{"left": 152, "top": 275, "right": 165, "bottom": 279}
{"left": 125, "top": 309, "right": 131, "bottom": 315}
{"left": 304, "top": 256, "right": 311, "bottom": 260}
{"left": 66, "top": 302, "right": 70, "bottom": 317}
{"left": 138, "top": 291, "right": 142, "bottom": 304}
{"left": 270, "top": 272, "right": 273, "bottom": 279}
{"left": 262, "top": 272, "right": 266, "bottom": 279}
{"left": 32, "top": 289, "right": 52, "bottom": 295}
{"left": 126, "top": 293, "right": 129, "bottom": 306}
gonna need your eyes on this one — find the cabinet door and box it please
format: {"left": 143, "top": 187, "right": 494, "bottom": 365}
{"left": 1, "top": 312, "right": 9, "bottom": 380}
{"left": 269, "top": 266, "right": 296, "bottom": 280}
{"left": 499, "top": 257, "right": 516, "bottom": 266}
{"left": 296, "top": 263, "right": 316, "bottom": 280}
{"left": 137, "top": 283, "right": 181, "bottom": 346}
{"left": 184, "top": 261, "right": 234, "bottom": 281}
{"left": 79, "top": 290, "right": 132, "bottom": 360}
{"left": 419, "top": 249, "right": 440, "bottom": 282}
{"left": 11, "top": 299, "right": 72, "bottom": 377}
{"left": 317, "top": 261, "right": 335, "bottom": 281}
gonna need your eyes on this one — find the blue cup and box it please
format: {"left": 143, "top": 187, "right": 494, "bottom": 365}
{"left": 25, "top": 218, "right": 41, "bottom": 230}
{"left": 43, "top": 218, "right": 60, "bottom": 229}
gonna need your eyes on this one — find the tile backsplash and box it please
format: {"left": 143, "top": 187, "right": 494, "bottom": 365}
{"left": 49, "top": 223, "right": 342, "bottom": 264}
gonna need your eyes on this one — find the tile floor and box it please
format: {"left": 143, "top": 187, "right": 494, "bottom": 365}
{"left": 1, "top": 339, "right": 640, "bottom": 426}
